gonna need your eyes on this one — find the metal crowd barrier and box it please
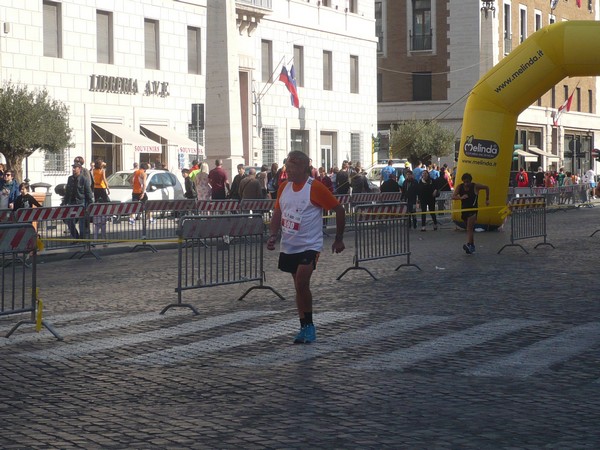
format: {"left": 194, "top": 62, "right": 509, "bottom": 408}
{"left": 162, "top": 214, "right": 285, "bottom": 315}
{"left": 497, "top": 196, "right": 555, "bottom": 254}
{"left": 1, "top": 223, "right": 61, "bottom": 340}
{"left": 15, "top": 205, "right": 86, "bottom": 253}
{"left": 435, "top": 191, "right": 454, "bottom": 224}
{"left": 337, "top": 202, "right": 420, "bottom": 281}
{"left": 238, "top": 199, "right": 275, "bottom": 235}
{"left": 141, "top": 199, "right": 197, "bottom": 252}
{"left": 86, "top": 202, "right": 144, "bottom": 256}
{"left": 196, "top": 199, "right": 240, "bottom": 214}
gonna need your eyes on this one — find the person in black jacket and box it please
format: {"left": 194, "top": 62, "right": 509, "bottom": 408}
{"left": 401, "top": 170, "right": 418, "bottom": 229}
{"left": 63, "top": 162, "right": 94, "bottom": 239}
{"left": 380, "top": 173, "right": 400, "bottom": 193}
{"left": 13, "top": 183, "right": 42, "bottom": 211}
{"left": 417, "top": 170, "right": 438, "bottom": 231}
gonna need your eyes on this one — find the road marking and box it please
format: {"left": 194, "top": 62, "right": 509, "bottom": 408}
{"left": 351, "top": 318, "right": 543, "bottom": 371}
{"left": 16, "top": 310, "right": 275, "bottom": 356}
{"left": 233, "top": 315, "right": 452, "bottom": 367}
{"left": 1, "top": 310, "right": 191, "bottom": 347}
{"left": 464, "top": 322, "right": 600, "bottom": 378}
{"left": 124, "top": 311, "right": 364, "bottom": 366}
{"left": 0, "top": 310, "right": 115, "bottom": 334}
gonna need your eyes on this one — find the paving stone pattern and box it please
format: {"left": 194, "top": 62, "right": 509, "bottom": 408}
{"left": 1, "top": 205, "right": 600, "bottom": 448}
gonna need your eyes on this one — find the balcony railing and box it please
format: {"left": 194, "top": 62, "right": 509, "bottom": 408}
{"left": 410, "top": 30, "right": 432, "bottom": 51}
{"left": 236, "top": 0, "right": 272, "bottom": 9}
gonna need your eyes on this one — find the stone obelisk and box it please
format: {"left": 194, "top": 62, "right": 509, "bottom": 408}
{"left": 205, "top": 0, "right": 244, "bottom": 180}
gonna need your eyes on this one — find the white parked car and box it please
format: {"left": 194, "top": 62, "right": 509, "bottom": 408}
{"left": 106, "top": 169, "right": 185, "bottom": 202}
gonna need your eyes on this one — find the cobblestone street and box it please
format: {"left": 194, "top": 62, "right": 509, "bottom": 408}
{"left": 2, "top": 205, "right": 600, "bottom": 448}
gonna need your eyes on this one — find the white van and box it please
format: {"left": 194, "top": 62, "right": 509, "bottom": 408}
{"left": 366, "top": 159, "right": 411, "bottom": 190}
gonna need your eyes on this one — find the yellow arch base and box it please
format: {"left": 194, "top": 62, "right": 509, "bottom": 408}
{"left": 453, "top": 21, "right": 600, "bottom": 227}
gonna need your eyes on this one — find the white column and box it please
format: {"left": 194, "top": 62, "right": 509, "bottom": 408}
{"left": 205, "top": 0, "right": 245, "bottom": 181}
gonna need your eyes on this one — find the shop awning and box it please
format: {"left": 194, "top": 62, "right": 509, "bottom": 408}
{"left": 513, "top": 149, "right": 538, "bottom": 162}
{"left": 92, "top": 122, "right": 161, "bottom": 153}
{"left": 528, "top": 146, "right": 559, "bottom": 160}
{"left": 141, "top": 125, "right": 204, "bottom": 156}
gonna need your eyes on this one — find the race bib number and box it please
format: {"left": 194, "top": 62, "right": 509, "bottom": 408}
{"left": 282, "top": 211, "right": 302, "bottom": 235}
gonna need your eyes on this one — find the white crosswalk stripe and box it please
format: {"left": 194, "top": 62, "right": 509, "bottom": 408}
{"left": 1, "top": 310, "right": 191, "bottom": 347}
{"left": 124, "top": 311, "right": 364, "bottom": 366}
{"left": 233, "top": 315, "right": 452, "bottom": 367}
{"left": 21, "top": 310, "right": 277, "bottom": 360}
{"left": 351, "top": 318, "right": 544, "bottom": 371}
{"left": 464, "top": 322, "right": 600, "bottom": 378}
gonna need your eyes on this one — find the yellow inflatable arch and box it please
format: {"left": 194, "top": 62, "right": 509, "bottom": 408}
{"left": 454, "top": 21, "right": 600, "bottom": 227}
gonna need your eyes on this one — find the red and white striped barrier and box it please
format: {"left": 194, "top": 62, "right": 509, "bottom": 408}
{"left": 378, "top": 192, "right": 403, "bottom": 203}
{"left": 351, "top": 193, "right": 380, "bottom": 204}
{"left": 196, "top": 200, "right": 240, "bottom": 212}
{"left": 87, "top": 201, "right": 142, "bottom": 217}
{"left": 355, "top": 203, "right": 406, "bottom": 222}
{"left": 0, "top": 223, "right": 38, "bottom": 253}
{"left": 238, "top": 199, "right": 275, "bottom": 212}
{"left": 180, "top": 215, "right": 264, "bottom": 239}
{"left": 334, "top": 194, "right": 351, "bottom": 205}
{"left": 145, "top": 199, "right": 196, "bottom": 212}
{"left": 16, "top": 205, "right": 84, "bottom": 223}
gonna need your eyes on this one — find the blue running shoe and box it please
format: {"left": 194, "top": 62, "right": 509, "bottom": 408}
{"left": 468, "top": 243, "right": 476, "bottom": 253}
{"left": 293, "top": 324, "right": 316, "bottom": 344}
{"left": 463, "top": 244, "right": 472, "bottom": 254}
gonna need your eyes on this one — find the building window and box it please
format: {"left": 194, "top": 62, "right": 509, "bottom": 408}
{"left": 144, "top": 19, "right": 160, "bottom": 69}
{"left": 350, "top": 55, "right": 359, "bottom": 94}
{"left": 323, "top": 50, "right": 333, "bottom": 91}
{"left": 375, "top": 2, "right": 384, "bottom": 54}
{"left": 43, "top": 1, "right": 62, "bottom": 58}
{"left": 351, "top": 133, "right": 361, "bottom": 164}
{"left": 348, "top": 0, "right": 358, "bottom": 13}
{"left": 261, "top": 40, "right": 272, "bottom": 83}
{"left": 503, "top": 3, "right": 512, "bottom": 54}
{"left": 412, "top": 72, "right": 432, "bottom": 101}
{"left": 519, "top": 7, "right": 527, "bottom": 43}
{"left": 262, "top": 127, "right": 276, "bottom": 165}
{"left": 187, "top": 27, "right": 201, "bottom": 75}
{"left": 551, "top": 87, "right": 556, "bottom": 109}
{"left": 377, "top": 73, "right": 382, "bottom": 102}
{"left": 589, "top": 90, "right": 593, "bottom": 114}
{"left": 293, "top": 45, "right": 304, "bottom": 87}
{"left": 576, "top": 87, "right": 581, "bottom": 112}
{"left": 411, "top": 0, "right": 432, "bottom": 51}
{"left": 564, "top": 85, "right": 569, "bottom": 102}
{"left": 97, "top": 10, "right": 113, "bottom": 64}
{"left": 291, "top": 130, "right": 309, "bottom": 155}
{"left": 321, "top": 0, "right": 331, "bottom": 6}
{"left": 535, "top": 11, "right": 542, "bottom": 31}
{"left": 44, "top": 150, "right": 66, "bottom": 173}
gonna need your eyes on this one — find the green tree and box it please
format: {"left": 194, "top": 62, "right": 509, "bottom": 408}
{"left": 389, "top": 119, "right": 455, "bottom": 167}
{"left": 0, "top": 82, "right": 72, "bottom": 180}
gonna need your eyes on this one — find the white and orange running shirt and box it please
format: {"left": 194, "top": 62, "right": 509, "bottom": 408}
{"left": 275, "top": 177, "right": 339, "bottom": 254}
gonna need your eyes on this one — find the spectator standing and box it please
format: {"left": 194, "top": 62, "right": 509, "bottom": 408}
{"left": 266, "top": 151, "right": 345, "bottom": 344}
{"left": 534, "top": 167, "right": 545, "bottom": 187}
{"left": 238, "top": 168, "right": 263, "bottom": 199}
{"left": 0, "top": 170, "right": 19, "bottom": 209}
{"left": 380, "top": 173, "right": 400, "bottom": 193}
{"left": 195, "top": 162, "right": 211, "bottom": 200}
{"left": 429, "top": 164, "right": 440, "bottom": 180}
{"left": 308, "top": 159, "right": 318, "bottom": 179}
{"left": 401, "top": 170, "right": 418, "bottom": 229}
{"left": 229, "top": 164, "right": 246, "bottom": 200}
{"left": 350, "top": 167, "right": 371, "bottom": 194}
{"left": 74, "top": 156, "right": 92, "bottom": 189}
{"left": 516, "top": 168, "right": 529, "bottom": 187}
{"left": 412, "top": 161, "right": 424, "bottom": 182}
{"left": 316, "top": 166, "right": 334, "bottom": 193}
{"left": 13, "top": 182, "right": 42, "bottom": 211}
{"left": 92, "top": 159, "right": 110, "bottom": 203}
{"left": 417, "top": 170, "right": 438, "bottom": 231}
{"left": 208, "top": 159, "right": 229, "bottom": 200}
{"left": 267, "top": 163, "right": 279, "bottom": 199}
{"left": 452, "top": 173, "right": 490, "bottom": 255}
{"left": 257, "top": 165, "right": 269, "bottom": 198}
{"left": 182, "top": 168, "right": 196, "bottom": 199}
{"left": 63, "top": 162, "right": 94, "bottom": 239}
{"left": 380, "top": 159, "right": 395, "bottom": 184}
{"left": 335, "top": 161, "right": 351, "bottom": 195}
